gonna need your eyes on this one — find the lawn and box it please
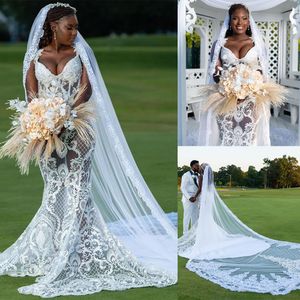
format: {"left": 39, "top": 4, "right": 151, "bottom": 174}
{"left": 178, "top": 187, "right": 300, "bottom": 300}
{"left": 0, "top": 34, "right": 177, "bottom": 299}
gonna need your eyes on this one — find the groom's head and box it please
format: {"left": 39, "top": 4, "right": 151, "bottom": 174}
{"left": 190, "top": 160, "right": 200, "bottom": 172}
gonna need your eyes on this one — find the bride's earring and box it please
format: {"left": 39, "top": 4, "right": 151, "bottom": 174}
{"left": 53, "top": 30, "right": 58, "bottom": 51}
{"left": 229, "top": 25, "right": 232, "bottom": 31}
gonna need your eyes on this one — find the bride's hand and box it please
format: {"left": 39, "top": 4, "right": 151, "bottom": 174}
{"left": 58, "top": 126, "right": 66, "bottom": 138}
{"left": 189, "top": 196, "right": 196, "bottom": 203}
{"left": 213, "top": 65, "right": 223, "bottom": 83}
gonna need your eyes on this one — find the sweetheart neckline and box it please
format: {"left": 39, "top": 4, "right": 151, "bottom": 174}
{"left": 36, "top": 53, "right": 79, "bottom": 77}
{"left": 222, "top": 45, "right": 256, "bottom": 60}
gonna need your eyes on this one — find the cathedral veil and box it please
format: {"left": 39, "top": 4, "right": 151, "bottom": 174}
{"left": 179, "top": 164, "right": 300, "bottom": 295}
{"left": 23, "top": 3, "right": 176, "bottom": 274}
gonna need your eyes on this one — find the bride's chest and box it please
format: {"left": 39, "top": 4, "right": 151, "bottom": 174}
{"left": 35, "top": 54, "right": 82, "bottom": 87}
{"left": 220, "top": 46, "right": 259, "bottom": 67}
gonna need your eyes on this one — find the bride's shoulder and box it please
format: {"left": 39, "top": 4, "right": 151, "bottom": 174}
{"left": 32, "top": 48, "right": 44, "bottom": 63}
{"left": 212, "top": 37, "right": 228, "bottom": 48}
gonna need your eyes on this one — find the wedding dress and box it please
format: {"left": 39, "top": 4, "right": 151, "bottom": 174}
{"left": 196, "top": 13, "right": 274, "bottom": 146}
{"left": 215, "top": 42, "right": 265, "bottom": 146}
{"left": 178, "top": 164, "right": 300, "bottom": 295}
{"left": 0, "top": 3, "right": 176, "bottom": 298}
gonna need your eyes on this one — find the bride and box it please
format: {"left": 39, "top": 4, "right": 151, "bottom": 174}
{"left": 0, "top": 3, "right": 176, "bottom": 298}
{"left": 196, "top": 4, "right": 284, "bottom": 146}
{"left": 179, "top": 163, "right": 300, "bottom": 295}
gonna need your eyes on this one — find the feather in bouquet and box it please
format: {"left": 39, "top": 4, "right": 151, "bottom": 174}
{"left": 199, "top": 63, "right": 286, "bottom": 115}
{"left": 0, "top": 86, "right": 95, "bottom": 174}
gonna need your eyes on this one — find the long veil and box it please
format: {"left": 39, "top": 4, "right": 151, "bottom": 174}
{"left": 197, "top": 12, "right": 271, "bottom": 146}
{"left": 22, "top": 3, "right": 176, "bottom": 276}
{"left": 179, "top": 164, "right": 300, "bottom": 295}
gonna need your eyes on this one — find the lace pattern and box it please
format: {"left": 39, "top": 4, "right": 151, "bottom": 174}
{"left": 214, "top": 41, "right": 261, "bottom": 146}
{"left": 186, "top": 242, "right": 300, "bottom": 295}
{"left": 217, "top": 97, "right": 257, "bottom": 146}
{"left": 179, "top": 165, "right": 300, "bottom": 295}
{"left": 34, "top": 48, "right": 82, "bottom": 101}
{"left": 0, "top": 48, "right": 175, "bottom": 298}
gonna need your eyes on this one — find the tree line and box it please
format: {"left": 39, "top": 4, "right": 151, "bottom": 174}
{"left": 0, "top": 0, "right": 176, "bottom": 41}
{"left": 177, "top": 156, "right": 300, "bottom": 188}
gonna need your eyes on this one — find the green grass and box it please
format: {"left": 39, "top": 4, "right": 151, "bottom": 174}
{"left": 0, "top": 35, "right": 177, "bottom": 299}
{"left": 178, "top": 187, "right": 300, "bottom": 300}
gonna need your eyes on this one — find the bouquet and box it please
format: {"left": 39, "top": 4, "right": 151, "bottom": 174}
{"left": 200, "top": 62, "right": 286, "bottom": 115}
{"left": 0, "top": 87, "right": 95, "bottom": 174}
{"left": 219, "top": 63, "right": 265, "bottom": 100}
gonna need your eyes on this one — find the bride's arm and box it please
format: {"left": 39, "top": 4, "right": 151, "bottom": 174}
{"left": 25, "top": 61, "right": 38, "bottom": 102}
{"left": 73, "top": 64, "right": 92, "bottom": 107}
{"left": 210, "top": 41, "right": 222, "bottom": 83}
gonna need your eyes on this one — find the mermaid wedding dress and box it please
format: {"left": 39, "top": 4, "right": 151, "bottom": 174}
{"left": 0, "top": 44, "right": 175, "bottom": 298}
{"left": 195, "top": 13, "right": 280, "bottom": 146}
{"left": 0, "top": 3, "right": 176, "bottom": 298}
{"left": 197, "top": 38, "right": 271, "bottom": 146}
{"left": 178, "top": 164, "right": 300, "bottom": 295}
{"left": 215, "top": 41, "right": 265, "bottom": 146}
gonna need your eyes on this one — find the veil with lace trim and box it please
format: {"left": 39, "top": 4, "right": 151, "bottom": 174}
{"left": 179, "top": 164, "right": 300, "bottom": 295}
{"left": 0, "top": 2, "right": 177, "bottom": 297}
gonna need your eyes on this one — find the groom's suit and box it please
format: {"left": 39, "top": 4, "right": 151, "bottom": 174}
{"left": 181, "top": 170, "right": 200, "bottom": 234}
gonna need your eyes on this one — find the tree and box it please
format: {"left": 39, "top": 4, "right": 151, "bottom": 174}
{"left": 214, "top": 166, "right": 228, "bottom": 186}
{"left": 177, "top": 165, "right": 190, "bottom": 178}
{"left": 226, "top": 164, "right": 244, "bottom": 186}
{"left": 0, "top": 0, "right": 176, "bottom": 40}
{"left": 214, "top": 165, "right": 244, "bottom": 187}
{"left": 245, "top": 165, "right": 264, "bottom": 188}
{"left": 263, "top": 156, "right": 300, "bottom": 188}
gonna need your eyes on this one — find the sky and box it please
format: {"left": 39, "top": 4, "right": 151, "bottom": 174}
{"left": 178, "top": 147, "right": 300, "bottom": 171}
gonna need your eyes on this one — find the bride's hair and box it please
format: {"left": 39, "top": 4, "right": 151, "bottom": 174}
{"left": 39, "top": 5, "right": 77, "bottom": 49}
{"left": 225, "top": 3, "right": 252, "bottom": 38}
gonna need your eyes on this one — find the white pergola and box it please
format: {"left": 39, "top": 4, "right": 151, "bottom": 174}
{"left": 178, "top": 0, "right": 300, "bottom": 145}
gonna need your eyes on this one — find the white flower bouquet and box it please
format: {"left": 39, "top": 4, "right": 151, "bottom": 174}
{"left": 200, "top": 62, "right": 286, "bottom": 115}
{"left": 219, "top": 63, "right": 266, "bottom": 100}
{"left": 0, "top": 88, "right": 95, "bottom": 174}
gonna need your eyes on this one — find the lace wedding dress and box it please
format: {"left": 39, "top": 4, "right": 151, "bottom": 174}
{"left": 216, "top": 42, "right": 260, "bottom": 146}
{"left": 178, "top": 164, "right": 300, "bottom": 295}
{"left": 195, "top": 13, "right": 275, "bottom": 146}
{"left": 197, "top": 39, "right": 270, "bottom": 146}
{"left": 0, "top": 47, "right": 175, "bottom": 298}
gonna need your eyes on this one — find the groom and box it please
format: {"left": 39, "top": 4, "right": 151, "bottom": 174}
{"left": 181, "top": 160, "right": 201, "bottom": 234}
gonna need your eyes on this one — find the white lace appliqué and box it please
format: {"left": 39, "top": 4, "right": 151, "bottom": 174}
{"left": 217, "top": 97, "right": 257, "bottom": 146}
{"left": 215, "top": 44, "right": 260, "bottom": 146}
{"left": 0, "top": 48, "right": 175, "bottom": 298}
{"left": 186, "top": 243, "right": 300, "bottom": 295}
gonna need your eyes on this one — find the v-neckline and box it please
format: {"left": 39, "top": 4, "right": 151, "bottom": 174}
{"left": 222, "top": 45, "right": 255, "bottom": 60}
{"left": 37, "top": 48, "right": 78, "bottom": 77}
{"left": 222, "top": 37, "right": 255, "bottom": 60}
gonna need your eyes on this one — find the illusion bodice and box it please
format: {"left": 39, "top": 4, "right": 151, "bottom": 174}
{"left": 34, "top": 48, "right": 82, "bottom": 101}
{"left": 220, "top": 40, "right": 260, "bottom": 70}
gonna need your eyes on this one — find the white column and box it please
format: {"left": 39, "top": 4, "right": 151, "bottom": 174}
{"left": 178, "top": 0, "right": 187, "bottom": 146}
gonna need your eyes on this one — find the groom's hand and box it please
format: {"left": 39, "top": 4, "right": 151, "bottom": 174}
{"left": 189, "top": 196, "right": 196, "bottom": 202}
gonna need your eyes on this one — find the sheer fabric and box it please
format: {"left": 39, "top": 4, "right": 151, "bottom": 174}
{"left": 196, "top": 13, "right": 271, "bottom": 146}
{"left": 0, "top": 3, "right": 176, "bottom": 298}
{"left": 179, "top": 165, "right": 300, "bottom": 295}
{"left": 198, "top": 40, "right": 269, "bottom": 146}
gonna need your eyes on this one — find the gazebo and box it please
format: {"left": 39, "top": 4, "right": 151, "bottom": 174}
{"left": 178, "top": 0, "right": 300, "bottom": 145}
